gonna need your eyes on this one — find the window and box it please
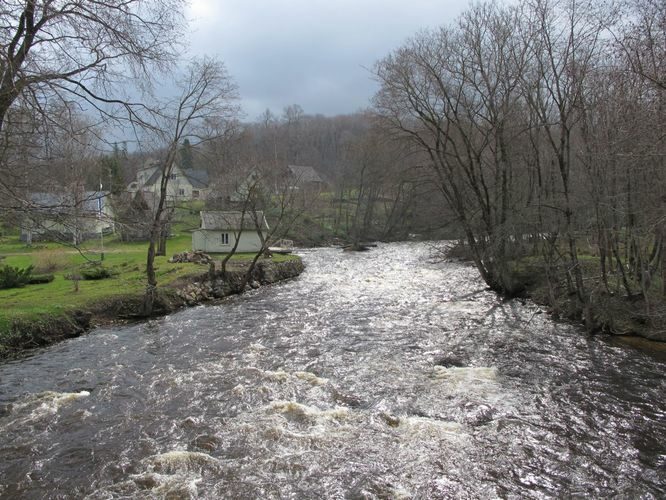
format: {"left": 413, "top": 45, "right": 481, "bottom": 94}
{"left": 170, "top": 173, "right": 178, "bottom": 180}
{"left": 178, "top": 188, "right": 185, "bottom": 196}
{"left": 221, "top": 233, "right": 230, "bottom": 245}
{"left": 192, "top": 190, "right": 199, "bottom": 198}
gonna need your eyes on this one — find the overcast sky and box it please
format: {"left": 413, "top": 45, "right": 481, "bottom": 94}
{"left": 185, "top": 0, "right": 468, "bottom": 121}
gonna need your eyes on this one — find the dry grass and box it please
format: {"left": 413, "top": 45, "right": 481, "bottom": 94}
{"left": 33, "top": 249, "right": 71, "bottom": 273}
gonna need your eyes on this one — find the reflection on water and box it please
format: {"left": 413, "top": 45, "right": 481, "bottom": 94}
{"left": 0, "top": 243, "right": 664, "bottom": 498}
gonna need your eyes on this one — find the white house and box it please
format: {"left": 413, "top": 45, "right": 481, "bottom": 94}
{"left": 128, "top": 160, "right": 211, "bottom": 201}
{"left": 192, "top": 211, "right": 269, "bottom": 253}
{"left": 20, "top": 191, "right": 114, "bottom": 244}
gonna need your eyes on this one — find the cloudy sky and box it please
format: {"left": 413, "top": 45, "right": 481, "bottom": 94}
{"left": 185, "top": 0, "right": 468, "bottom": 121}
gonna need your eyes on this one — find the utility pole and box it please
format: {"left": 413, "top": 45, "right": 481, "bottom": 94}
{"left": 99, "top": 182, "right": 105, "bottom": 261}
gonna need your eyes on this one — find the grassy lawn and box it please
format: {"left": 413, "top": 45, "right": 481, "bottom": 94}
{"left": 0, "top": 227, "right": 299, "bottom": 328}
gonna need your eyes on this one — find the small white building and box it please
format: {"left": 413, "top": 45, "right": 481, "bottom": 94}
{"left": 192, "top": 211, "right": 269, "bottom": 253}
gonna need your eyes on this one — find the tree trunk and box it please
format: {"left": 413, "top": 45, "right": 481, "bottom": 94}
{"left": 143, "top": 237, "right": 158, "bottom": 316}
{"left": 157, "top": 224, "right": 168, "bottom": 256}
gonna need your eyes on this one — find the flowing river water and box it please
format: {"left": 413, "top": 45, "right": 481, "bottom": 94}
{"left": 0, "top": 243, "right": 664, "bottom": 499}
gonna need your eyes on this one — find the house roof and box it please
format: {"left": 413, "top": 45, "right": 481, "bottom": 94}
{"left": 185, "top": 169, "right": 210, "bottom": 188}
{"left": 131, "top": 190, "right": 159, "bottom": 211}
{"left": 287, "top": 165, "right": 324, "bottom": 184}
{"left": 144, "top": 165, "right": 210, "bottom": 189}
{"left": 200, "top": 211, "right": 269, "bottom": 231}
{"left": 28, "top": 191, "right": 109, "bottom": 214}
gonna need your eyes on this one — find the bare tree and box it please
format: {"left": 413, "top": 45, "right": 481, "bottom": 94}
{"left": 142, "top": 58, "right": 239, "bottom": 315}
{"left": 0, "top": 0, "right": 186, "bottom": 211}
{"left": 237, "top": 167, "right": 313, "bottom": 291}
{"left": 613, "top": 0, "right": 666, "bottom": 91}
{"left": 374, "top": 1, "right": 531, "bottom": 293}
{"left": 371, "top": 0, "right": 666, "bottom": 334}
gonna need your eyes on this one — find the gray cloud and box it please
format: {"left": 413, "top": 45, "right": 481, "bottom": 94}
{"left": 186, "top": 0, "right": 468, "bottom": 119}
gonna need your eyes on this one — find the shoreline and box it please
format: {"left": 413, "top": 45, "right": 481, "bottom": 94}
{"left": 0, "top": 258, "right": 305, "bottom": 361}
{"left": 445, "top": 252, "right": 666, "bottom": 345}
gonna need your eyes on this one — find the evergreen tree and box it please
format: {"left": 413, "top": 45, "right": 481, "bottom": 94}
{"left": 100, "top": 146, "right": 124, "bottom": 196}
{"left": 179, "top": 138, "right": 194, "bottom": 170}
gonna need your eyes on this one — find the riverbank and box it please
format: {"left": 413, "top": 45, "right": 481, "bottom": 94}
{"left": 515, "top": 260, "right": 666, "bottom": 342}
{"left": 445, "top": 242, "right": 666, "bottom": 342}
{"left": 0, "top": 257, "right": 304, "bottom": 360}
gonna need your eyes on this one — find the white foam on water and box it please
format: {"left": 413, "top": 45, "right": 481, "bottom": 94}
{"left": 267, "top": 400, "right": 350, "bottom": 423}
{"left": 9, "top": 391, "right": 90, "bottom": 420}
{"left": 431, "top": 366, "right": 497, "bottom": 385}
{"left": 293, "top": 371, "right": 328, "bottom": 386}
{"left": 260, "top": 369, "right": 328, "bottom": 386}
{"left": 180, "top": 416, "right": 201, "bottom": 428}
{"left": 388, "top": 484, "right": 413, "bottom": 499}
{"left": 85, "top": 472, "right": 201, "bottom": 499}
{"left": 142, "top": 450, "right": 220, "bottom": 474}
{"left": 248, "top": 342, "right": 268, "bottom": 352}
{"left": 77, "top": 409, "right": 93, "bottom": 420}
{"left": 397, "top": 416, "right": 465, "bottom": 442}
{"left": 263, "top": 370, "right": 290, "bottom": 382}
{"left": 134, "top": 472, "right": 200, "bottom": 498}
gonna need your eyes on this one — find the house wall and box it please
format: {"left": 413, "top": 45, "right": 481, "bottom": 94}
{"left": 142, "top": 166, "right": 209, "bottom": 201}
{"left": 20, "top": 206, "right": 115, "bottom": 243}
{"left": 170, "top": 178, "right": 209, "bottom": 200}
{"left": 192, "top": 229, "right": 265, "bottom": 253}
{"left": 20, "top": 218, "right": 113, "bottom": 243}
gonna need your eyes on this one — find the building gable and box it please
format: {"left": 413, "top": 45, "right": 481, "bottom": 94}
{"left": 199, "top": 210, "right": 269, "bottom": 231}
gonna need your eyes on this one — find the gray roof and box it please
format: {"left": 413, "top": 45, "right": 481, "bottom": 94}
{"left": 145, "top": 166, "right": 210, "bottom": 188}
{"left": 287, "top": 165, "right": 324, "bottom": 184}
{"left": 200, "top": 211, "right": 269, "bottom": 231}
{"left": 186, "top": 169, "right": 210, "bottom": 188}
{"left": 28, "top": 191, "right": 109, "bottom": 214}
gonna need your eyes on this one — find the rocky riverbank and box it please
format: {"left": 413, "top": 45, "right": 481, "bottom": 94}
{"left": 445, "top": 243, "right": 666, "bottom": 342}
{"left": 0, "top": 258, "right": 305, "bottom": 360}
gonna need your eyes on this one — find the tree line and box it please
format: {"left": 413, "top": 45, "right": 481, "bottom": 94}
{"left": 373, "top": 0, "right": 665, "bottom": 328}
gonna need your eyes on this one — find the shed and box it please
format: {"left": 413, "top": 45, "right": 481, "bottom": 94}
{"left": 286, "top": 165, "right": 325, "bottom": 189}
{"left": 192, "top": 210, "right": 269, "bottom": 253}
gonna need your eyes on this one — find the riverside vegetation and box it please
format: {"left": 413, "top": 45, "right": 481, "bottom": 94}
{"left": 0, "top": 227, "right": 302, "bottom": 359}
{"left": 445, "top": 240, "right": 666, "bottom": 342}
{"left": 373, "top": 0, "right": 666, "bottom": 342}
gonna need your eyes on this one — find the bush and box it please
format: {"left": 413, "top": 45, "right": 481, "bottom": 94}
{"left": 0, "top": 265, "right": 33, "bottom": 289}
{"left": 28, "top": 274, "right": 55, "bottom": 285}
{"left": 79, "top": 265, "right": 114, "bottom": 280}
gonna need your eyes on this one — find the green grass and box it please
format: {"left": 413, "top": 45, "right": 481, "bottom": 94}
{"left": 0, "top": 228, "right": 298, "bottom": 329}
{"left": 0, "top": 238, "right": 198, "bottom": 323}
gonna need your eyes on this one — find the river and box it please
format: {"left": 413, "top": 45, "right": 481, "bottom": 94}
{"left": 0, "top": 243, "right": 664, "bottom": 498}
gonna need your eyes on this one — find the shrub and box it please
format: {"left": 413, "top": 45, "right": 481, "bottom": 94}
{"left": 28, "top": 274, "right": 55, "bottom": 285}
{"left": 79, "top": 265, "right": 114, "bottom": 280}
{"left": 0, "top": 265, "right": 33, "bottom": 289}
